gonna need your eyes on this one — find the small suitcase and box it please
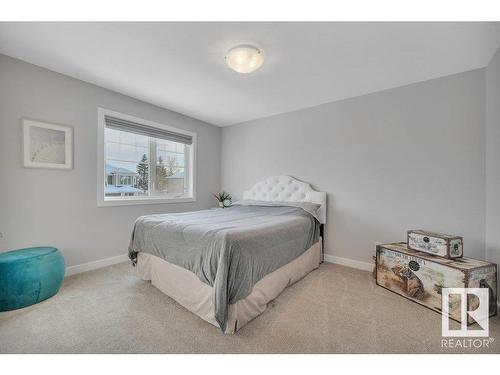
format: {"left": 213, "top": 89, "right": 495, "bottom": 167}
{"left": 407, "top": 229, "right": 463, "bottom": 259}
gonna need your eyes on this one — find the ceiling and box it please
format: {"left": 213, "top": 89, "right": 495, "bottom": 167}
{"left": 1, "top": 22, "right": 499, "bottom": 126}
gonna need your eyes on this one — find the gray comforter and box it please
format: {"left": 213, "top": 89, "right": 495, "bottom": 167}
{"left": 128, "top": 202, "right": 320, "bottom": 331}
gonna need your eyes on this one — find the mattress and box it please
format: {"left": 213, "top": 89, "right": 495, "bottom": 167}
{"left": 135, "top": 239, "right": 322, "bottom": 333}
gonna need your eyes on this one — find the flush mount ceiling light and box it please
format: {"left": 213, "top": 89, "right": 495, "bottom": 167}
{"left": 224, "top": 45, "right": 264, "bottom": 74}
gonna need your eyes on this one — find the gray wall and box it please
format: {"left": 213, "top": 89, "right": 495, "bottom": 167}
{"left": 0, "top": 55, "right": 221, "bottom": 267}
{"left": 0, "top": 52, "right": 494, "bottom": 280}
{"left": 222, "top": 69, "right": 486, "bottom": 263}
{"left": 486, "top": 47, "right": 500, "bottom": 302}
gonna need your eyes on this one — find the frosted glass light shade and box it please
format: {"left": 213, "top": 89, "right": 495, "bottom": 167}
{"left": 225, "top": 45, "right": 264, "bottom": 74}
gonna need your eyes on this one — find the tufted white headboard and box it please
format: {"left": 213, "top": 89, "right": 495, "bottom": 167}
{"left": 242, "top": 175, "right": 327, "bottom": 224}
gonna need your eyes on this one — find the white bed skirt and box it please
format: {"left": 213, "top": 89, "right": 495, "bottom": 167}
{"left": 135, "top": 240, "right": 322, "bottom": 334}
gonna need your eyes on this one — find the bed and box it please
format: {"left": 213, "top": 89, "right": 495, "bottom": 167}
{"left": 128, "top": 175, "right": 327, "bottom": 334}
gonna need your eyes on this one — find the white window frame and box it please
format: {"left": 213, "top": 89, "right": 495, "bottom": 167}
{"left": 97, "top": 108, "right": 197, "bottom": 207}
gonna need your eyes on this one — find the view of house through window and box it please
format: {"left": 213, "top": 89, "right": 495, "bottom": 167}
{"left": 103, "top": 115, "right": 193, "bottom": 201}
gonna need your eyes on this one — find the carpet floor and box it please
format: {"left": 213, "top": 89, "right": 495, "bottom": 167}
{"left": 1, "top": 261, "right": 499, "bottom": 354}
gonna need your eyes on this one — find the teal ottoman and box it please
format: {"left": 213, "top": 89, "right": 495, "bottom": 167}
{"left": 0, "top": 247, "right": 65, "bottom": 311}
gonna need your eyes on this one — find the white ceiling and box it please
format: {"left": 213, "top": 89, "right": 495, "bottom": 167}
{"left": 1, "top": 22, "right": 499, "bottom": 126}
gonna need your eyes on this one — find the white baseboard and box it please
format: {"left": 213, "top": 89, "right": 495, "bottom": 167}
{"left": 66, "top": 253, "right": 372, "bottom": 277}
{"left": 323, "top": 254, "right": 373, "bottom": 272}
{"left": 65, "top": 254, "right": 129, "bottom": 277}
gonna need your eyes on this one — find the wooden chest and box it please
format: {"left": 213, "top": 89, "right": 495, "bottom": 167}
{"left": 376, "top": 243, "right": 497, "bottom": 324}
{"left": 407, "top": 229, "right": 463, "bottom": 259}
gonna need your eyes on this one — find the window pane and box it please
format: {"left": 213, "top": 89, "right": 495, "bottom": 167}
{"left": 105, "top": 127, "right": 150, "bottom": 197}
{"left": 155, "top": 138, "right": 186, "bottom": 196}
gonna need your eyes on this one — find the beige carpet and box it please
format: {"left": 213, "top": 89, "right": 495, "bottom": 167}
{"left": 0, "top": 261, "right": 499, "bottom": 354}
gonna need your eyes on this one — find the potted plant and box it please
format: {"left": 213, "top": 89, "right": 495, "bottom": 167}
{"left": 213, "top": 191, "right": 232, "bottom": 208}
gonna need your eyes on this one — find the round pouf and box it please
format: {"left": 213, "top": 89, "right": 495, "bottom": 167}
{"left": 0, "top": 247, "right": 65, "bottom": 311}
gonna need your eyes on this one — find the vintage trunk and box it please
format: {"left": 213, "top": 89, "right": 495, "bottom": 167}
{"left": 376, "top": 243, "right": 497, "bottom": 325}
{"left": 407, "top": 229, "right": 463, "bottom": 259}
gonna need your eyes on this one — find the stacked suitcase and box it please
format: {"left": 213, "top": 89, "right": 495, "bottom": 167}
{"left": 376, "top": 230, "right": 497, "bottom": 325}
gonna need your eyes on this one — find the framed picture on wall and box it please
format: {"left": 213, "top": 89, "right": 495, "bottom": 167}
{"left": 22, "top": 119, "right": 73, "bottom": 169}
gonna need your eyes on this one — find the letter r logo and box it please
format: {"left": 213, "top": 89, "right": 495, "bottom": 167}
{"left": 442, "top": 288, "right": 489, "bottom": 337}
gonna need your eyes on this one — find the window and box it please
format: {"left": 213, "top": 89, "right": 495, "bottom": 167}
{"left": 97, "top": 108, "right": 196, "bottom": 206}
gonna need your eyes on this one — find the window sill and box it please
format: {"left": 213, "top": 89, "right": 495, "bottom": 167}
{"left": 97, "top": 195, "right": 196, "bottom": 207}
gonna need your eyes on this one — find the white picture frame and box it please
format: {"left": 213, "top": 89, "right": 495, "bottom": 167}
{"left": 22, "top": 119, "right": 73, "bottom": 170}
